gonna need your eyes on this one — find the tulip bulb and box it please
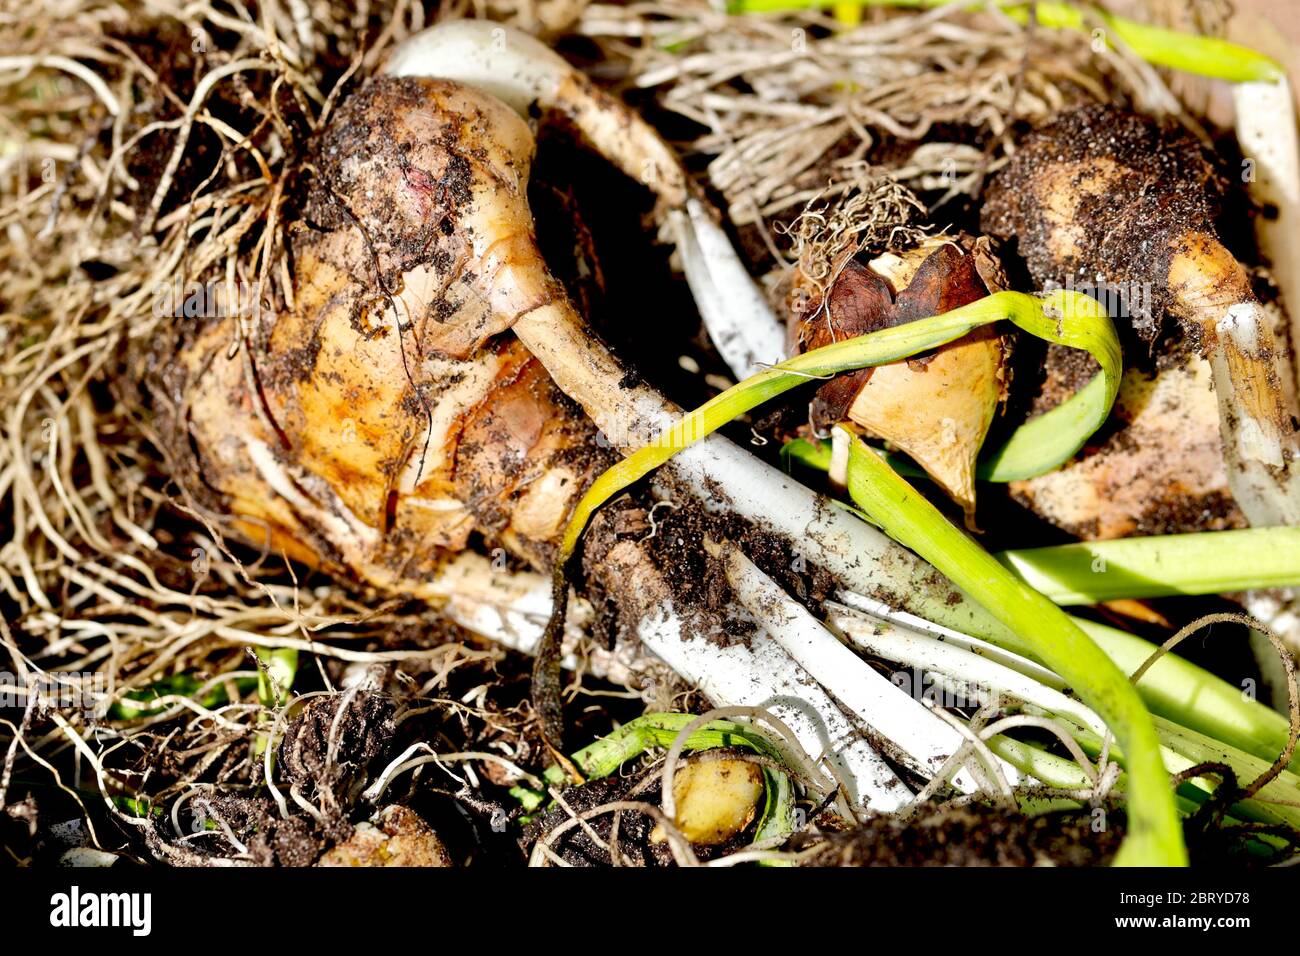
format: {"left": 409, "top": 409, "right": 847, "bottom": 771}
{"left": 790, "top": 237, "right": 1009, "bottom": 522}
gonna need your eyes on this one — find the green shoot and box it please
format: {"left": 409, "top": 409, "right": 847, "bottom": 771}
{"left": 558, "top": 288, "right": 1119, "bottom": 563}
{"left": 998, "top": 528, "right": 1300, "bottom": 604}
{"left": 841, "top": 430, "right": 1185, "bottom": 865}
{"left": 1074, "top": 618, "right": 1299, "bottom": 779}
{"left": 781, "top": 445, "right": 1300, "bottom": 603}
{"left": 253, "top": 648, "right": 298, "bottom": 759}
{"left": 780, "top": 436, "right": 833, "bottom": 473}
{"left": 108, "top": 672, "right": 258, "bottom": 720}
{"left": 783, "top": 441, "right": 1300, "bottom": 774}
{"left": 845, "top": 609, "right": 1300, "bottom": 829}
{"left": 256, "top": 647, "right": 298, "bottom": 708}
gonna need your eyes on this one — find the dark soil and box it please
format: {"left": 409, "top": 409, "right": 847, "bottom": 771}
{"left": 794, "top": 803, "right": 1123, "bottom": 866}
{"left": 981, "top": 104, "right": 1230, "bottom": 348}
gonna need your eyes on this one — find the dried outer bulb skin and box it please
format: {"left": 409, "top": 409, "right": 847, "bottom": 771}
{"left": 151, "top": 76, "right": 613, "bottom": 592}
{"left": 983, "top": 104, "right": 1300, "bottom": 530}
{"left": 789, "top": 236, "right": 1009, "bottom": 522}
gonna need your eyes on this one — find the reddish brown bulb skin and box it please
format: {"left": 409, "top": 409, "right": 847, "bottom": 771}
{"left": 789, "top": 237, "right": 1008, "bottom": 520}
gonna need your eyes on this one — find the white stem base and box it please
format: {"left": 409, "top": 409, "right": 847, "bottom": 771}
{"left": 1233, "top": 78, "right": 1300, "bottom": 397}
{"left": 598, "top": 538, "right": 907, "bottom": 811}
{"left": 720, "top": 542, "right": 1009, "bottom": 792}
{"left": 671, "top": 198, "right": 788, "bottom": 380}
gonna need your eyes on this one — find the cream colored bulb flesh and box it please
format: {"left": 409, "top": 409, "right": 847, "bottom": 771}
{"left": 845, "top": 330, "right": 1001, "bottom": 521}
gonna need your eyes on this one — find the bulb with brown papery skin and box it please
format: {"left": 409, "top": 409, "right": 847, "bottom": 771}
{"left": 789, "top": 237, "right": 1009, "bottom": 523}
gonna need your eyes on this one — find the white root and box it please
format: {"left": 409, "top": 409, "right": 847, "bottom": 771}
{"left": 1207, "top": 303, "right": 1300, "bottom": 665}
{"left": 715, "top": 539, "right": 1011, "bottom": 792}
{"left": 828, "top": 604, "right": 1110, "bottom": 749}
{"left": 423, "top": 552, "right": 661, "bottom": 688}
{"left": 516, "top": 289, "right": 998, "bottom": 636}
{"left": 670, "top": 198, "right": 788, "bottom": 380}
{"left": 597, "top": 536, "right": 906, "bottom": 811}
{"left": 414, "top": 531, "right": 909, "bottom": 811}
{"left": 1223, "top": 77, "right": 1300, "bottom": 667}
{"left": 1209, "top": 302, "right": 1300, "bottom": 525}
{"left": 829, "top": 601, "right": 1300, "bottom": 827}
{"left": 833, "top": 588, "right": 1065, "bottom": 680}
{"left": 383, "top": 19, "right": 685, "bottom": 205}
